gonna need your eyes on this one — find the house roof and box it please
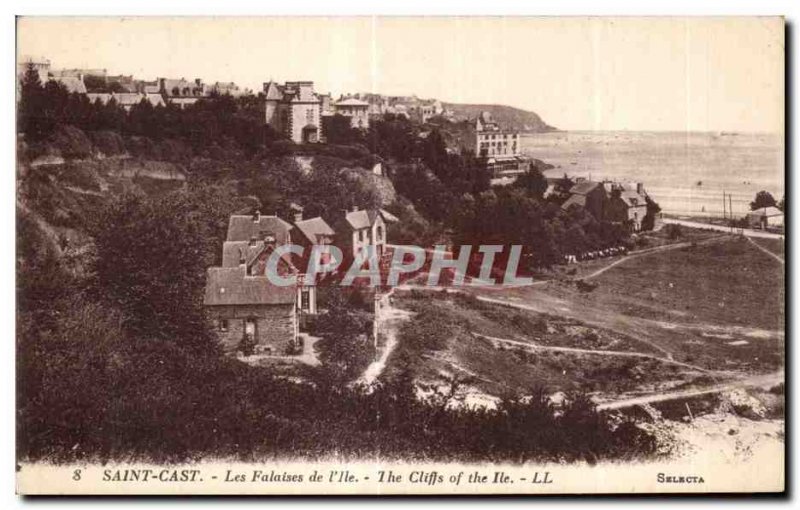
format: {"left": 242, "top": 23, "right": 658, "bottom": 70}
{"left": 342, "top": 208, "right": 399, "bottom": 231}
{"left": 203, "top": 266, "right": 295, "bottom": 306}
{"left": 221, "top": 241, "right": 267, "bottom": 268}
{"left": 86, "top": 92, "right": 146, "bottom": 107}
{"left": 226, "top": 215, "right": 293, "bottom": 244}
{"left": 52, "top": 76, "right": 87, "bottom": 94}
{"left": 561, "top": 194, "right": 587, "bottom": 210}
{"left": 747, "top": 206, "right": 783, "bottom": 218}
{"left": 569, "top": 181, "right": 602, "bottom": 195}
{"left": 145, "top": 93, "right": 166, "bottom": 107}
{"left": 293, "top": 217, "right": 335, "bottom": 245}
{"left": 335, "top": 98, "right": 370, "bottom": 107}
{"left": 619, "top": 190, "right": 647, "bottom": 208}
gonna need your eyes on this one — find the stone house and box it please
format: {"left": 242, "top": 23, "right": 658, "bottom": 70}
{"left": 604, "top": 183, "right": 649, "bottom": 231}
{"left": 204, "top": 212, "right": 302, "bottom": 355}
{"left": 561, "top": 180, "right": 608, "bottom": 221}
{"left": 264, "top": 81, "right": 323, "bottom": 144}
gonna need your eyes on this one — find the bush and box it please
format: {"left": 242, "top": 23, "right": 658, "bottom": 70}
{"left": 49, "top": 125, "right": 93, "bottom": 159}
{"left": 90, "top": 130, "right": 126, "bottom": 156}
{"left": 665, "top": 223, "right": 683, "bottom": 240}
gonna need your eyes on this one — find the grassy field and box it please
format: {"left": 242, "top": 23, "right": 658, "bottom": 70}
{"left": 589, "top": 236, "right": 784, "bottom": 331}
{"left": 750, "top": 237, "right": 785, "bottom": 258}
{"left": 387, "top": 292, "right": 707, "bottom": 398}
{"left": 484, "top": 235, "right": 784, "bottom": 374}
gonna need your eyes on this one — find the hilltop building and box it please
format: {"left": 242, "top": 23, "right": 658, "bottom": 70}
{"left": 210, "top": 81, "right": 245, "bottom": 97}
{"left": 461, "top": 111, "right": 528, "bottom": 177}
{"left": 158, "top": 77, "right": 209, "bottom": 108}
{"left": 333, "top": 97, "right": 370, "bottom": 129}
{"left": 17, "top": 57, "right": 51, "bottom": 85}
{"left": 264, "top": 80, "right": 324, "bottom": 144}
{"left": 86, "top": 92, "right": 165, "bottom": 111}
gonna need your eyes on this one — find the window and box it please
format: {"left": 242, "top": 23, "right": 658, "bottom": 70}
{"left": 218, "top": 319, "right": 229, "bottom": 332}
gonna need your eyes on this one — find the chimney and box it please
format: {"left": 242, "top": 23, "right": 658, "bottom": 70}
{"left": 351, "top": 205, "right": 360, "bottom": 213}
{"left": 253, "top": 210, "right": 261, "bottom": 223}
{"left": 637, "top": 182, "right": 644, "bottom": 195}
{"left": 290, "top": 203, "right": 304, "bottom": 223}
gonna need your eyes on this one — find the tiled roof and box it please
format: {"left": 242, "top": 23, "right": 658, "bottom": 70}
{"left": 145, "top": 93, "right": 165, "bottom": 107}
{"left": 747, "top": 206, "right": 783, "bottom": 218}
{"left": 561, "top": 194, "right": 587, "bottom": 210}
{"left": 620, "top": 190, "right": 647, "bottom": 208}
{"left": 569, "top": 181, "right": 602, "bottom": 195}
{"left": 86, "top": 92, "right": 146, "bottom": 107}
{"left": 343, "top": 209, "right": 399, "bottom": 230}
{"left": 222, "top": 241, "right": 267, "bottom": 268}
{"left": 203, "top": 266, "right": 295, "bottom": 306}
{"left": 344, "top": 210, "right": 374, "bottom": 230}
{"left": 335, "top": 98, "right": 370, "bottom": 107}
{"left": 226, "top": 215, "right": 293, "bottom": 244}
{"left": 52, "top": 76, "right": 86, "bottom": 94}
{"left": 293, "top": 217, "right": 335, "bottom": 245}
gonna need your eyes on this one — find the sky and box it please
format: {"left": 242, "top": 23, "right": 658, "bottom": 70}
{"left": 17, "top": 16, "right": 784, "bottom": 132}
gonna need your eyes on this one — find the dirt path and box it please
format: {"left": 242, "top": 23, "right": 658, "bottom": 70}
{"left": 582, "top": 235, "right": 725, "bottom": 281}
{"left": 596, "top": 371, "right": 784, "bottom": 410}
{"left": 357, "top": 289, "right": 413, "bottom": 385}
{"left": 473, "top": 333, "right": 724, "bottom": 375}
{"left": 746, "top": 236, "right": 785, "bottom": 264}
{"left": 662, "top": 218, "right": 784, "bottom": 240}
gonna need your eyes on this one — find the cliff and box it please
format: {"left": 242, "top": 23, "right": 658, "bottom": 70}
{"left": 442, "top": 103, "right": 557, "bottom": 132}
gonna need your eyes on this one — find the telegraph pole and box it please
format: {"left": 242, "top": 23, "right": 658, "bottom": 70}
{"left": 722, "top": 191, "right": 727, "bottom": 223}
{"left": 728, "top": 193, "right": 734, "bottom": 233}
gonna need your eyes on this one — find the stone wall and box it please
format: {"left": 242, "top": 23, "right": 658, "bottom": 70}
{"left": 207, "top": 304, "right": 297, "bottom": 354}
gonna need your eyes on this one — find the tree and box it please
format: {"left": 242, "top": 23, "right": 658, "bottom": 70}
{"left": 88, "top": 189, "right": 227, "bottom": 355}
{"left": 551, "top": 173, "right": 574, "bottom": 204}
{"left": 513, "top": 166, "right": 548, "bottom": 200}
{"left": 314, "top": 288, "right": 375, "bottom": 379}
{"left": 777, "top": 195, "right": 785, "bottom": 212}
{"left": 641, "top": 195, "right": 662, "bottom": 231}
{"left": 321, "top": 114, "right": 362, "bottom": 145}
{"left": 18, "top": 63, "right": 49, "bottom": 141}
{"left": 750, "top": 190, "right": 777, "bottom": 211}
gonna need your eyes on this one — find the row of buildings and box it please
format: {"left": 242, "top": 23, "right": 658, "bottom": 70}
{"left": 262, "top": 81, "right": 453, "bottom": 143}
{"left": 17, "top": 57, "right": 251, "bottom": 111}
{"left": 203, "top": 206, "right": 398, "bottom": 355}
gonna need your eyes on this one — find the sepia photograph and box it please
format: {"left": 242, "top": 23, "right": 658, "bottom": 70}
{"left": 13, "top": 15, "right": 785, "bottom": 495}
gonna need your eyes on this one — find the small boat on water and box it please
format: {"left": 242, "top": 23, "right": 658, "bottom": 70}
{"left": 696, "top": 180, "right": 703, "bottom": 186}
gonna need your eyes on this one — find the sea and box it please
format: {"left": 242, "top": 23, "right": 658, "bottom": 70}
{"left": 521, "top": 131, "right": 785, "bottom": 218}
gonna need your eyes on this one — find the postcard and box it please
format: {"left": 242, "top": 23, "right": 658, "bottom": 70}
{"left": 15, "top": 16, "right": 785, "bottom": 495}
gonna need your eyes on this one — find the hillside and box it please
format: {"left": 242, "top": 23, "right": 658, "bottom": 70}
{"left": 443, "top": 102, "right": 557, "bottom": 132}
